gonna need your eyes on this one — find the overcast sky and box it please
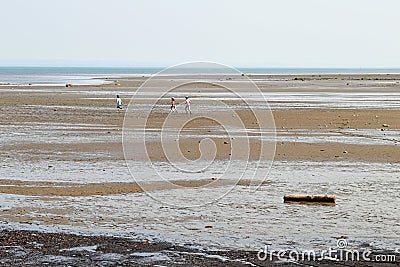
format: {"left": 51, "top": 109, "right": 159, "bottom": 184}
{"left": 1, "top": 0, "right": 399, "bottom": 67}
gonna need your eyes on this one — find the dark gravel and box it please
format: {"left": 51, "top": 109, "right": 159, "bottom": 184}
{"left": 0, "top": 230, "right": 398, "bottom": 266}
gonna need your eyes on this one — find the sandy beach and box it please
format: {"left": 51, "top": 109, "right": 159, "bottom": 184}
{"left": 2, "top": 74, "right": 400, "bottom": 164}
{"left": 1, "top": 73, "right": 400, "bottom": 265}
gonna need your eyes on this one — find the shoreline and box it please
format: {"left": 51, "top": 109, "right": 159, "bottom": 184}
{"left": 1, "top": 71, "right": 400, "bottom": 87}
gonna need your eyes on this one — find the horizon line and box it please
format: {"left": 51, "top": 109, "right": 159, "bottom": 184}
{"left": 2, "top": 65, "right": 400, "bottom": 69}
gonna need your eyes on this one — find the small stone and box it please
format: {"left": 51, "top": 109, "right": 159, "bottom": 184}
{"left": 224, "top": 141, "right": 229, "bottom": 144}
{"left": 205, "top": 225, "right": 213, "bottom": 229}
{"left": 382, "top": 124, "right": 390, "bottom": 127}
{"left": 343, "top": 151, "right": 348, "bottom": 154}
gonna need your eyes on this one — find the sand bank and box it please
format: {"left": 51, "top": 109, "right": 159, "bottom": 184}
{"left": 0, "top": 179, "right": 269, "bottom": 197}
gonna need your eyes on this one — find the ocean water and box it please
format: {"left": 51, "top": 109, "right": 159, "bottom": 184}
{"left": 0, "top": 67, "right": 161, "bottom": 86}
{"left": 1, "top": 66, "right": 400, "bottom": 86}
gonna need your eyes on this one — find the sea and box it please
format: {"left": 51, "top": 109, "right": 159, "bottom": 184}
{"left": 1, "top": 66, "right": 400, "bottom": 86}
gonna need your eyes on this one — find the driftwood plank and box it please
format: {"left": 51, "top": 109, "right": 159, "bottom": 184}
{"left": 284, "top": 195, "right": 336, "bottom": 203}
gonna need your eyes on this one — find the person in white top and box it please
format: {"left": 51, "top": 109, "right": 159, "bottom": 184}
{"left": 116, "top": 95, "right": 122, "bottom": 110}
{"left": 185, "top": 96, "right": 192, "bottom": 114}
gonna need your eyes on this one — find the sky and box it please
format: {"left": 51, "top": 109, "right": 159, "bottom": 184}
{"left": 1, "top": 0, "right": 399, "bottom": 68}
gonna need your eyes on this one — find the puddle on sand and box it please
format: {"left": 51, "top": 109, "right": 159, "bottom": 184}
{"left": 0, "top": 159, "right": 272, "bottom": 184}
{"left": 0, "top": 122, "right": 120, "bottom": 146}
{"left": 133, "top": 127, "right": 400, "bottom": 146}
{"left": 276, "top": 128, "right": 400, "bottom": 145}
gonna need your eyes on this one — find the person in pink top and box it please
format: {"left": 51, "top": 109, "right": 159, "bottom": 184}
{"left": 185, "top": 96, "right": 192, "bottom": 114}
{"left": 170, "top": 97, "right": 177, "bottom": 112}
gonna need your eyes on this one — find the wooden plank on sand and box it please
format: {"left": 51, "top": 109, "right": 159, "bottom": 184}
{"left": 284, "top": 195, "right": 336, "bottom": 203}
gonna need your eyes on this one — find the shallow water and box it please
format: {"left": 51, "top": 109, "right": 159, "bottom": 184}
{"left": 2, "top": 118, "right": 398, "bottom": 156}
{"left": 125, "top": 77, "right": 400, "bottom": 110}
{"left": 1, "top": 160, "right": 399, "bottom": 252}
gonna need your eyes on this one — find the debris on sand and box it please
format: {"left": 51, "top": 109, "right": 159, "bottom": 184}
{"left": 284, "top": 195, "right": 336, "bottom": 204}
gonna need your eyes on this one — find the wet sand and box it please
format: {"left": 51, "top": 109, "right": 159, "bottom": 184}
{"left": 2, "top": 90, "right": 400, "bottom": 163}
{"left": 2, "top": 73, "right": 400, "bottom": 162}
{"left": 0, "top": 179, "right": 269, "bottom": 197}
{"left": 1, "top": 74, "right": 400, "bottom": 265}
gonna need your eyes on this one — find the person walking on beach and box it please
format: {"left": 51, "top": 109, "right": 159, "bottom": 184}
{"left": 170, "top": 97, "right": 177, "bottom": 112}
{"left": 185, "top": 96, "right": 192, "bottom": 114}
{"left": 116, "top": 95, "right": 122, "bottom": 110}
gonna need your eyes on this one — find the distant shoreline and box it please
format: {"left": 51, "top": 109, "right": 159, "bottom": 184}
{"left": 1, "top": 66, "right": 400, "bottom": 86}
